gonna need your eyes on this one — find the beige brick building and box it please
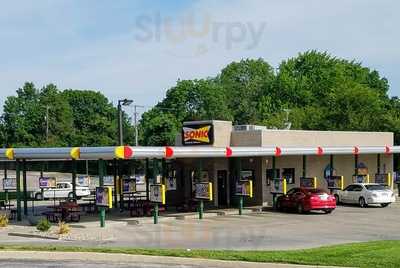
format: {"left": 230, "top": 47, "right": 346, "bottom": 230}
{"left": 169, "top": 120, "right": 393, "bottom": 208}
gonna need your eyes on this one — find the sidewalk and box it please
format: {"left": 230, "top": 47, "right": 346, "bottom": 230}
{"left": 0, "top": 251, "right": 350, "bottom": 268}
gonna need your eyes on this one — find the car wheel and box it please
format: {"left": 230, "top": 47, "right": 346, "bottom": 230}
{"left": 334, "top": 194, "right": 340, "bottom": 205}
{"left": 359, "top": 197, "right": 367, "bottom": 208}
{"left": 381, "top": 203, "right": 390, "bottom": 208}
{"left": 324, "top": 209, "right": 333, "bottom": 214}
{"left": 297, "top": 203, "right": 304, "bottom": 214}
{"left": 35, "top": 193, "right": 43, "bottom": 200}
{"left": 276, "top": 201, "right": 283, "bottom": 212}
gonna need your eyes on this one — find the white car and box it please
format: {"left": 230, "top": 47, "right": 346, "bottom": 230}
{"left": 334, "top": 183, "right": 396, "bottom": 208}
{"left": 34, "top": 182, "right": 91, "bottom": 200}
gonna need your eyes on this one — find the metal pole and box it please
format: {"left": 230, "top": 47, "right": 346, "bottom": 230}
{"left": 4, "top": 162, "right": 8, "bottom": 206}
{"left": 272, "top": 156, "right": 277, "bottom": 209}
{"left": 118, "top": 160, "right": 124, "bottom": 210}
{"left": 113, "top": 159, "right": 118, "bottom": 208}
{"left": 153, "top": 203, "right": 159, "bottom": 224}
{"left": 355, "top": 155, "right": 359, "bottom": 176}
{"left": 236, "top": 158, "right": 242, "bottom": 213}
{"left": 146, "top": 159, "right": 150, "bottom": 201}
{"left": 16, "top": 160, "right": 22, "bottom": 221}
{"left": 134, "top": 105, "right": 138, "bottom": 146}
{"left": 99, "top": 159, "right": 106, "bottom": 228}
{"left": 199, "top": 200, "right": 204, "bottom": 219}
{"left": 377, "top": 154, "right": 381, "bottom": 174}
{"left": 22, "top": 160, "right": 28, "bottom": 216}
{"left": 46, "top": 105, "right": 49, "bottom": 144}
{"left": 239, "top": 196, "right": 243, "bottom": 215}
{"left": 72, "top": 159, "right": 77, "bottom": 199}
{"left": 302, "top": 155, "right": 307, "bottom": 178}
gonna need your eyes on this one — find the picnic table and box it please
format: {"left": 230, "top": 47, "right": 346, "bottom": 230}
{"left": 0, "top": 200, "right": 14, "bottom": 210}
{"left": 42, "top": 201, "right": 81, "bottom": 223}
{"left": 80, "top": 196, "right": 96, "bottom": 214}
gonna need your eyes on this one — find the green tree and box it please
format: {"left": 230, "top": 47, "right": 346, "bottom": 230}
{"left": 140, "top": 79, "right": 233, "bottom": 145}
{"left": 139, "top": 110, "right": 179, "bottom": 146}
{"left": 268, "top": 51, "right": 393, "bottom": 132}
{"left": 219, "top": 58, "right": 275, "bottom": 124}
{"left": 62, "top": 90, "right": 134, "bottom": 146}
{"left": 2, "top": 83, "right": 73, "bottom": 147}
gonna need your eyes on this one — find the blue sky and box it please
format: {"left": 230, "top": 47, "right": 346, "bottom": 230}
{"left": 0, "top": 0, "right": 399, "bottom": 118}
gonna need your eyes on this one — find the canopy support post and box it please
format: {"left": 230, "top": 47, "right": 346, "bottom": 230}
{"left": 16, "top": 160, "right": 22, "bottom": 221}
{"left": 22, "top": 160, "right": 28, "bottom": 216}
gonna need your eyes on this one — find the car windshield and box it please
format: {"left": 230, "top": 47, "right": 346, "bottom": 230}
{"left": 365, "top": 184, "right": 388, "bottom": 191}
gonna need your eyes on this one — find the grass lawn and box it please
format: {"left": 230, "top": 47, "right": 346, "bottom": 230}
{"left": 0, "top": 240, "right": 398, "bottom": 267}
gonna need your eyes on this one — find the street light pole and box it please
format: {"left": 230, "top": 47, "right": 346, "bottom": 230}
{"left": 117, "top": 99, "right": 133, "bottom": 146}
{"left": 134, "top": 105, "right": 145, "bottom": 146}
{"left": 45, "top": 105, "right": 49, "bottom": 144}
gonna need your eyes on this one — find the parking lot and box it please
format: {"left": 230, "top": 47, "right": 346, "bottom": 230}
{"left": 3, "top": 203, "right": 399, "bottom": 250}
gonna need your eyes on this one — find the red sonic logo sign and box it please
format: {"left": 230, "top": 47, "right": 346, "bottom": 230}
{"left": 182, "top": 124, "right": 214, "bottom": 145}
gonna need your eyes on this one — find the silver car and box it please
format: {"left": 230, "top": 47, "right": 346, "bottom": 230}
{"left": 334, "top": 183, "right": 396, "bottom": 208}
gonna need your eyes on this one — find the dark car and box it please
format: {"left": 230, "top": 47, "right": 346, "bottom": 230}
{"left": 276, "top": 187, "right": 336, "bottom": 214}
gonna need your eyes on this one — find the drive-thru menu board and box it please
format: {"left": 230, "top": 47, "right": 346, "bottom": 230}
{"left": 327, "top": 176, "right": 344, "bottom": 190}
{"left": 123, "top": 177, "right": 136, "bottom": 193}
{"left": 39, "top": 177, "right": 57, "bottom": 188}
{"left": 236, "top": 180, "right": 253, "bottom": 197}
{"left": 375, "top": 173, "right": 391, "bottom": 186}
{"left": 353, "top": 174, "right": 368, "bottom": 184}
{"left": 195, "top": 182, "right": 213, "bottom": 200}
{"left": 271, "top": 178, "right": 287, "bottom": 194}
{"left": 300, "top": 177, "right": 317, "bottom": 189}
{"left": 150, "top": 184, "right": 166, "bottom": 204}
{"left": 2, "top": 177, "right": 16, "bottom": 190}
{"left": 96, "top": 187, "right": 113, "bottom": 208}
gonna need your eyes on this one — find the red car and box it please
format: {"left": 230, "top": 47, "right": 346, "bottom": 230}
{"left": 276, "top": 188, "right": 336, "bottom": 214}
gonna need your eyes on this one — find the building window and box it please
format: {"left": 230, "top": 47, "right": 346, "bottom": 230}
{"left": 266, "top": 169, "right": 280, "bottom": 186}
{"left": 282, "top": 168, "right": 295, "bottom": 184}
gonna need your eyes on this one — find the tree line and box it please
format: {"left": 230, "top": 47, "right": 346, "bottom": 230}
{"left": 1, "top": 50, "right": 399, "bottom": 148}
{"left": 0, "top": 83, "right": 134, "bottom": 147}
{"left": 139, "top": 50, "right": 400, "bottom": 146}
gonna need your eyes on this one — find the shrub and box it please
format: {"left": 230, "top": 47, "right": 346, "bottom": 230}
{"left": 0, "top": 214, "right": 9, "bottom": 227}
{"left": 36, "top": 218, "right": 51, "bottom": 232}
{"left": 58, "top": 221, "right": 70, "bottom": 235}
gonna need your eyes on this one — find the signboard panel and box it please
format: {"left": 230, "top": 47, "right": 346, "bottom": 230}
{"left": 240, "top": 170, "right": 253, "bottom": 181}
{"left": 300, "top": 177, "right": 317, "bottom": 189}
{"left": 2, "top": 177, "right": 16, "bottom": 190}
{"left": 103, "top": 176, "right": 114, "bottom": 186}
{"left": 150, "top": 184, "right": 166, "bottom": 204}
{"left": 235, "top": 180, "right": 253, "bottom": 197}
{"left": 39, "top": 177, "right": 57, "bottom": 188}
{"left": 123, "top": 177, "right": 136, "bottom": 193}
{"left": 353, "top": 174, "right": 368, "bottom": 184}
{"left": 195, "top": 182, "right": 213, "bottom": 200}
{"left": 375, "top": 173, "right": 389, "bottom": 185}
{"left": 271, "top": 178, "right": 287, "bottom": 194}
{"left": 77, "top": 176, "right": 90, "bottom": 187}
{"left": 166, "top": 172, "right": 177, "bottom": 191}
{"left": 327, "top": 176, "right": 344, "bottom": 190}
{"left": 96, "top": 187, "right": 113, "bottom": 208}
{"left": 182, "top": 124, "right": 214, "bottom": 146}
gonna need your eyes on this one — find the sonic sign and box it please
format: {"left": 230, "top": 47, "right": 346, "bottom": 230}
{"left": 182, "top": 123, "right": 214, "bottom": 146}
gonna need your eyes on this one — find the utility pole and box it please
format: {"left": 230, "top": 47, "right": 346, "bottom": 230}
{"left": 134, "top": 105, "right": 145, "bottom": 146}
{"left": 45, "top": 105, "right": 49, "bottom": 143}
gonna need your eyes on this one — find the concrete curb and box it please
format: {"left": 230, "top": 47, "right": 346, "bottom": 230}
{"left": 0, "top": 251, "right": 351, "bottom": 268}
